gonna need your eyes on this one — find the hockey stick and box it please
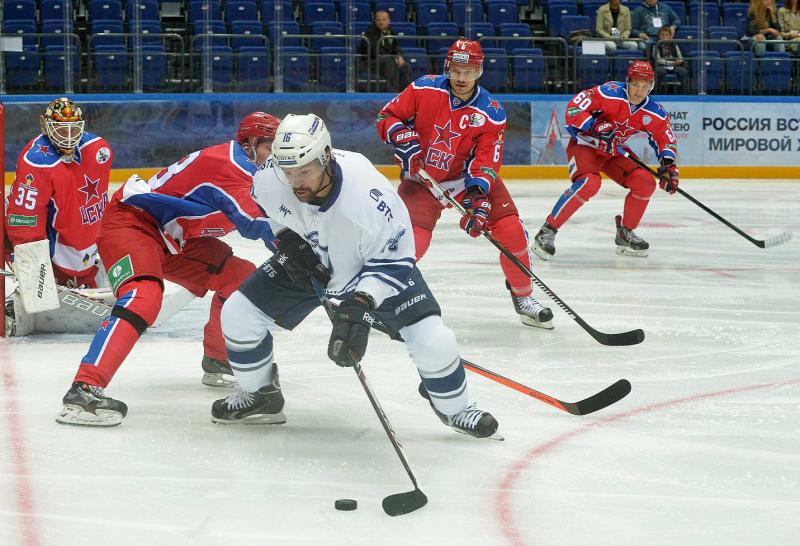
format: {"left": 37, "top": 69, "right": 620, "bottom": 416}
{"left": 618, "top": 149, "right": 793, "bottom": 249}
{"left": 310, "top": 278, "right": 428, "bottom": 517}
{"left": 416, "top": 168, "right": 644, "bottom": 347}
{"left": 355, "top": 307, "right": 632, "bottom": 416}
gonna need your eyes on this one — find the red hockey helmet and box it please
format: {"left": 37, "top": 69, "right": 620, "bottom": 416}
{"left": 627, "top": 61, "right": 655, "bottom": 89}
{"left": 444, "top": 39, "right": 484, "bottom": 78}
{"left": 237, "top": 112, "right": 280, "bottom": 146}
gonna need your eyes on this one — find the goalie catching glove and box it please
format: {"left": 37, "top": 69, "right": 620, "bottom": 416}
{"left": 328, "top": 295, "right": 374, "bottom": 367}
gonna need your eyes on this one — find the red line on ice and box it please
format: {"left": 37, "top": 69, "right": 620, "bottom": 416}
{"left": 1, "top": 345, "right": 41, "bottom": 546}
{"left": 494, "top": 378, "right": 800, "bottom": 546}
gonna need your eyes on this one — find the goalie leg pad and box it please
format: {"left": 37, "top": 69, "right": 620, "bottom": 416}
{"left": 11, "top": 239, "right": 60, "bottom": 313}
{"left": 401, "top": 316, "right": 469, "bottom": 417}
{"left": 75, "top": 279, "right": 163, "bottom": 388}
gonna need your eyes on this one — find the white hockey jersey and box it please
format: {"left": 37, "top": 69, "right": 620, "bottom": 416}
{"left": 253, "top": 149, "right": 416, "bottom": 307}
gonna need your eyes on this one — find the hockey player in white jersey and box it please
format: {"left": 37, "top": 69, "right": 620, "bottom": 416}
{"left": 211, "top": 113, "right": 499, "bottom": 439}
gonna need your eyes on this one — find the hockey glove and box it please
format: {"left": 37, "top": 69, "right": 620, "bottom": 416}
{"left": 390, "top": 127, "right": 422, "bottom": 179}
{"left": 276, "top": 230, "right": 330, "bottom": 289}
{"left": 590, "top": 121, "right": 617, "bottom": 154}
{"left": 657, "top": 160, "right": 680, "bottom": 194}
{"left": 459, "top": 188, "right": 492, "bottom": 237}
{"left": 328, "top": 297, "right": 374, "bottom": 367}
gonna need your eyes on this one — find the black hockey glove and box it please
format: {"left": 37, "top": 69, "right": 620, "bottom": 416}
{"left": 328, "top": 297, "right": 374, "bottom": 367}
{"left": 276, "top": 230, "right": 330, "bottom": 288}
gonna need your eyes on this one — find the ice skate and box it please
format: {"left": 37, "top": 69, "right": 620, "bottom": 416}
{"left": 614, "top": 215, "right": 649, "bottom": 257}
{"left": 418, "top": 383, "right": 502, "bottom": 440}
{"left": 507, "top": 282, "right": 554, "bottom": 329}
{"left": 201, "top": 356, "right": 237, "bottom": 388}
{"left": 55, "top": 382, "right": 128, "bottom": 427}
{"left": 211, "top": 365, "right": 286, "bottom": 424}
{"left": 532, "top": 222, "right": 557, "bottom": 260}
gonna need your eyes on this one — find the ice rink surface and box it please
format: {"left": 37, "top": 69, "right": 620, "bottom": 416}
{"left": 1, "top": 180, "right": 798, "bottom": 546}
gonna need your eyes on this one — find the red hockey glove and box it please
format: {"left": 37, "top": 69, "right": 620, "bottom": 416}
{"left": 589, "top": 121, "right": 617, "bottom": 154}
{"left": 459, "top": 190, "right": 492, "bottom": 237}
{"left": 389, "top": 127, "right": 422, "bottom": 179}
{"left": 657, "top": 160, "right": 680, "bottom": 194}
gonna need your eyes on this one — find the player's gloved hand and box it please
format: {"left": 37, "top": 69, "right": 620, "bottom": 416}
{"left": 276, "top": 230, "right": 330, "bottom": 288}
{"left": 459, "top": 187, "right": 492, "bottom": 237}
{"left": 328, "top": 296, "right": 374, "bottom": 367}
{"left": 389, "top": 127, "right": 422, "bottom": 179}
{"left": 657, "top": 159, "right": 680, "bottom": 194}
{"left": 590, "top": 121, "right": 617, "bottom": 154}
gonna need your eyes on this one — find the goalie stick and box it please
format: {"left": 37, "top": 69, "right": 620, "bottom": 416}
{"left": 310, "top": 278, "right": 428, "bottom": 517}
{"left": 618, "top": 149, "right": 793, "bottom": 249}
{"left": 416, "top": 168, "right": 645, "bottom": 347}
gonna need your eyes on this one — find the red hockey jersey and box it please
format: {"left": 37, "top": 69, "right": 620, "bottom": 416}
{"left": 565, "top": 81, "right": 678, "bottom": 163}
{"left": 5, "top": 132, "right": 112, "bottom": 276}
{"left": 377, "top": 74, "right": 506, "bottom": 197}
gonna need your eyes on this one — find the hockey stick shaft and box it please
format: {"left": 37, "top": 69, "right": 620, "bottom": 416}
{"left": 310, "top": 278, "right": 426, "bottom": 512}
{"left": 619, "top": 149, "right": 792, "bottom": 249}
{"left": 416, "top": 168, "right": 644, "bottom": 346}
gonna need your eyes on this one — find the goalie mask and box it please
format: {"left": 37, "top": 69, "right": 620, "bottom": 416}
{"left": 40, "top": 97, "right": 85, "bottom": 159}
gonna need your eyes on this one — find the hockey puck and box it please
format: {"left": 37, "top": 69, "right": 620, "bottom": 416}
{"left": 335, "top": 499, "right": 357, "bottom": 511}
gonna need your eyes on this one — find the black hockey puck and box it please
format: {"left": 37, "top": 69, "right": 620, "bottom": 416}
{"left": 335, "top": 499, "right": 357, "bottom": 511}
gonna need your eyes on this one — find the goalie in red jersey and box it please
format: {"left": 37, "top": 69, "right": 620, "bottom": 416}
{"left": 377, "top": 39, "right": 553, "bottom": 329}
{"left": 531, "top": 61, "right": 680, "bottom": 260}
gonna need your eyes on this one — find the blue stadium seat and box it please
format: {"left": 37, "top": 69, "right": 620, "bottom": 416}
{"left": 759, "top": 52, "right": 792, "bottom": 94}
{"left": 674, "top": 25, "right": 701, "bottom": 43}
{"left": 304, "top": 2, "right": 336, "bottom": 23}
{"left": 391, "top": 22, "right": 418, "bottom": 48}
{"left": 416, "top": 1, "right": 449, "bottom": 28}
{"left": 231, "top": 21, "right": 266, "bottom": 51}
{"left": 452, "top": 0, "right": 486, "bottom": 29}
{"left": 511, "top": 47, "right": 545, "bottom": 91}
{"left": 238, "top": 45, "right": 269, "bottom": 90}
{"left": 722, "top": 4, "right": 748, "bottom": 38}
{"left": 498, "top": 23, "right": 532, "bottom": 53}
{"left": 3, "top": 0, "right": 36, "bottom": 23}
{"left": 311, "top": 21, "right": 345, "bottom": 51}
{"left": 266, "top": 21, "right": 301, "bottom": 48}
{"left": 582, "top": 0, "right": 605, "bottom": 21}
{"left": 425, "top": 22, "right": 459, "bottom": 54}
{"left": 319, "top": 46, "right": 347, "bottom": 91}
{"left": 188, "top": 0, "right": 222, "bottom": 24}
{"left": 4, "top": 50, "right": 39, "bottom": 89}
{"left": 375, "top": 1, "right": 406, "bottom": 22}
{"left": 126, "top": 0, "right": 159, "bottom": 22}
{"left": 662, "top": 2, "right": 686, "bottom": 26}
{"left": 88, "top": 0, "right": 122, "bottom": 23}
{"left": 41, "top": 0, "right": 70, "bottom": 21}
{"left": 202, "top": 46, "right": 234, "bottom": 87}
{"left": 687, "top": 50, "right": 722, "bottom": 93}
{"left": 486, "top": 1, "right": 518, "bottom": 27}
{"left": 43, "top": 46, "right": 80, "bottom": 89}
{"left": 90, "top": 20, "right": 125, "bottom": 48}
{"left": 576, "top": 53, "right": 609, "bottom": 88}
{"left": 723, "top": 51, "right": 752, "bottom": 94}
{"left": 465, "top": 22, "right": 496, "bottom": 47}
{"left": 480, "top": 47, "right": 508, "bottom": 91}
{"left": 560, "top": 15, "right": 591, "bottom": 41}
{"left": 280, "top": 46, "right": 311, "bottom": 91}
{"left": 708, "top": 26, "right": 743, "bottom": 55}
{"left": 261, "top": 0, "right": 293, "bottom": 23}
{"left": 225, "top": 1, "right": 258, "bottom": 26}
{"left": 2, "top": 20, "right": 37, "bottom": 50}
{"left": 193, "top": 20, "right": 228, "bottom": 47}
{"left": 93, "top": 45, "right": 128, "bottom": 90}
{"left": 548, "top": 3, "right": 579, "bottom": 38}
{"left": 340, "top": 1, "right": 371, "bottom": 23}
{"left": 611, "top": 50, "right": 643, "bottom": 81}
{"left": 134, "top": 20, "right": 163, "bottom": 46}
{"left": 142, "top": 45, "right": 167, "bottom": 90}
{"left": 402, "top": 47, "right": 431, "bottom": 79}
{"left": 689, "top": 3, "right": 721, "bottom": 28}
{"left": 41, "top": 20, "right": 76, "bottom": 49}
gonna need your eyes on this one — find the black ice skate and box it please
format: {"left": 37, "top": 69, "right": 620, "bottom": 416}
{"left": 418, "top": 383, "right": 501, "bottom": 440}
{"left": 532, "top": 222, "right": 557, "bottom": 260}
{"left": 201, "top": 356, "right": 237, "bottom": 388}
{"left": 55, "top": 382, "right": 129, "bottom": 427}
{"left": 211, "top": 365, "right": 285, "bottom": 425}
{"left": 507, "top": 281, "right": 554, "bottom": 329}
{"left": 614, "top": 215, "right": 649, "bottom": 257}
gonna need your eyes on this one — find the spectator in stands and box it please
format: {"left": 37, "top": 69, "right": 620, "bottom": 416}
{"left": 778, "top": 0, "right": 800, "bottom": 54}
{"left": 631, "top": 0, "right": 680, "bottom": 51}
{"left": 361, "top": 10, "right": 412, "bottom": 92}
{"left": 596, "top": 0, "right": 639, "bottom": 53}
{"left": 653, "top": 26, "right": 686, "bottom": 90}
{"left": 749, "top": 0, "right": 786, "bottom": 54}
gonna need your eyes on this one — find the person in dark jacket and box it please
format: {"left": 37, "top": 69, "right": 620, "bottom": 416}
{"left": 361, "top": 10, "right": 412, "bottom": 91}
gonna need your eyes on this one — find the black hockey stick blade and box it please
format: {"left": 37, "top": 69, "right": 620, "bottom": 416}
{"left": 760, "top": 231, "right": 793, "bottom": 249}
{"left": 584, "top": 322, "right": 645, "bottom": 347}
{"left": 382, "top": 488, "right": 428, "bottom": 516}
{"left": 571, "top": 379, "right": 632, "bottom": 415}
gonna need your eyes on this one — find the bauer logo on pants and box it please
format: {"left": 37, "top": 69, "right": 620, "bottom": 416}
{"left": 108, "top": 255, "right": 134, "bottom": 293}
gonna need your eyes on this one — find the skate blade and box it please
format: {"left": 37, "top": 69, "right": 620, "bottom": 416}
{"left": 202, "top": 372, "right": 237, "bottom": 388}
{"left": 531, "top": 243, "right": 553, "bottom": 261}
{"left": 211, "top": 412, "right": 287, "bottom": 425}
{"left": 451, "top": 428, "right": 505, "bottom": 441}
{"left": 55, "top": 405, "right": 124, "bottom": 427}
{"left": 615, "top": 246, "right": 649, "bottom": 257}
{"left": 519, "top": 316, "right": 554, "bottom": 330}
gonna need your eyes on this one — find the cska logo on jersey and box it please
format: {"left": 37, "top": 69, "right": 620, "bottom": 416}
{"left": 433, "top": 120, "right": 461, "bottom": 150}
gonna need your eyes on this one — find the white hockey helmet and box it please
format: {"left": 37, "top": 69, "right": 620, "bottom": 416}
{"left": 272, "top": 114, "right": 332, "bottom": 169}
